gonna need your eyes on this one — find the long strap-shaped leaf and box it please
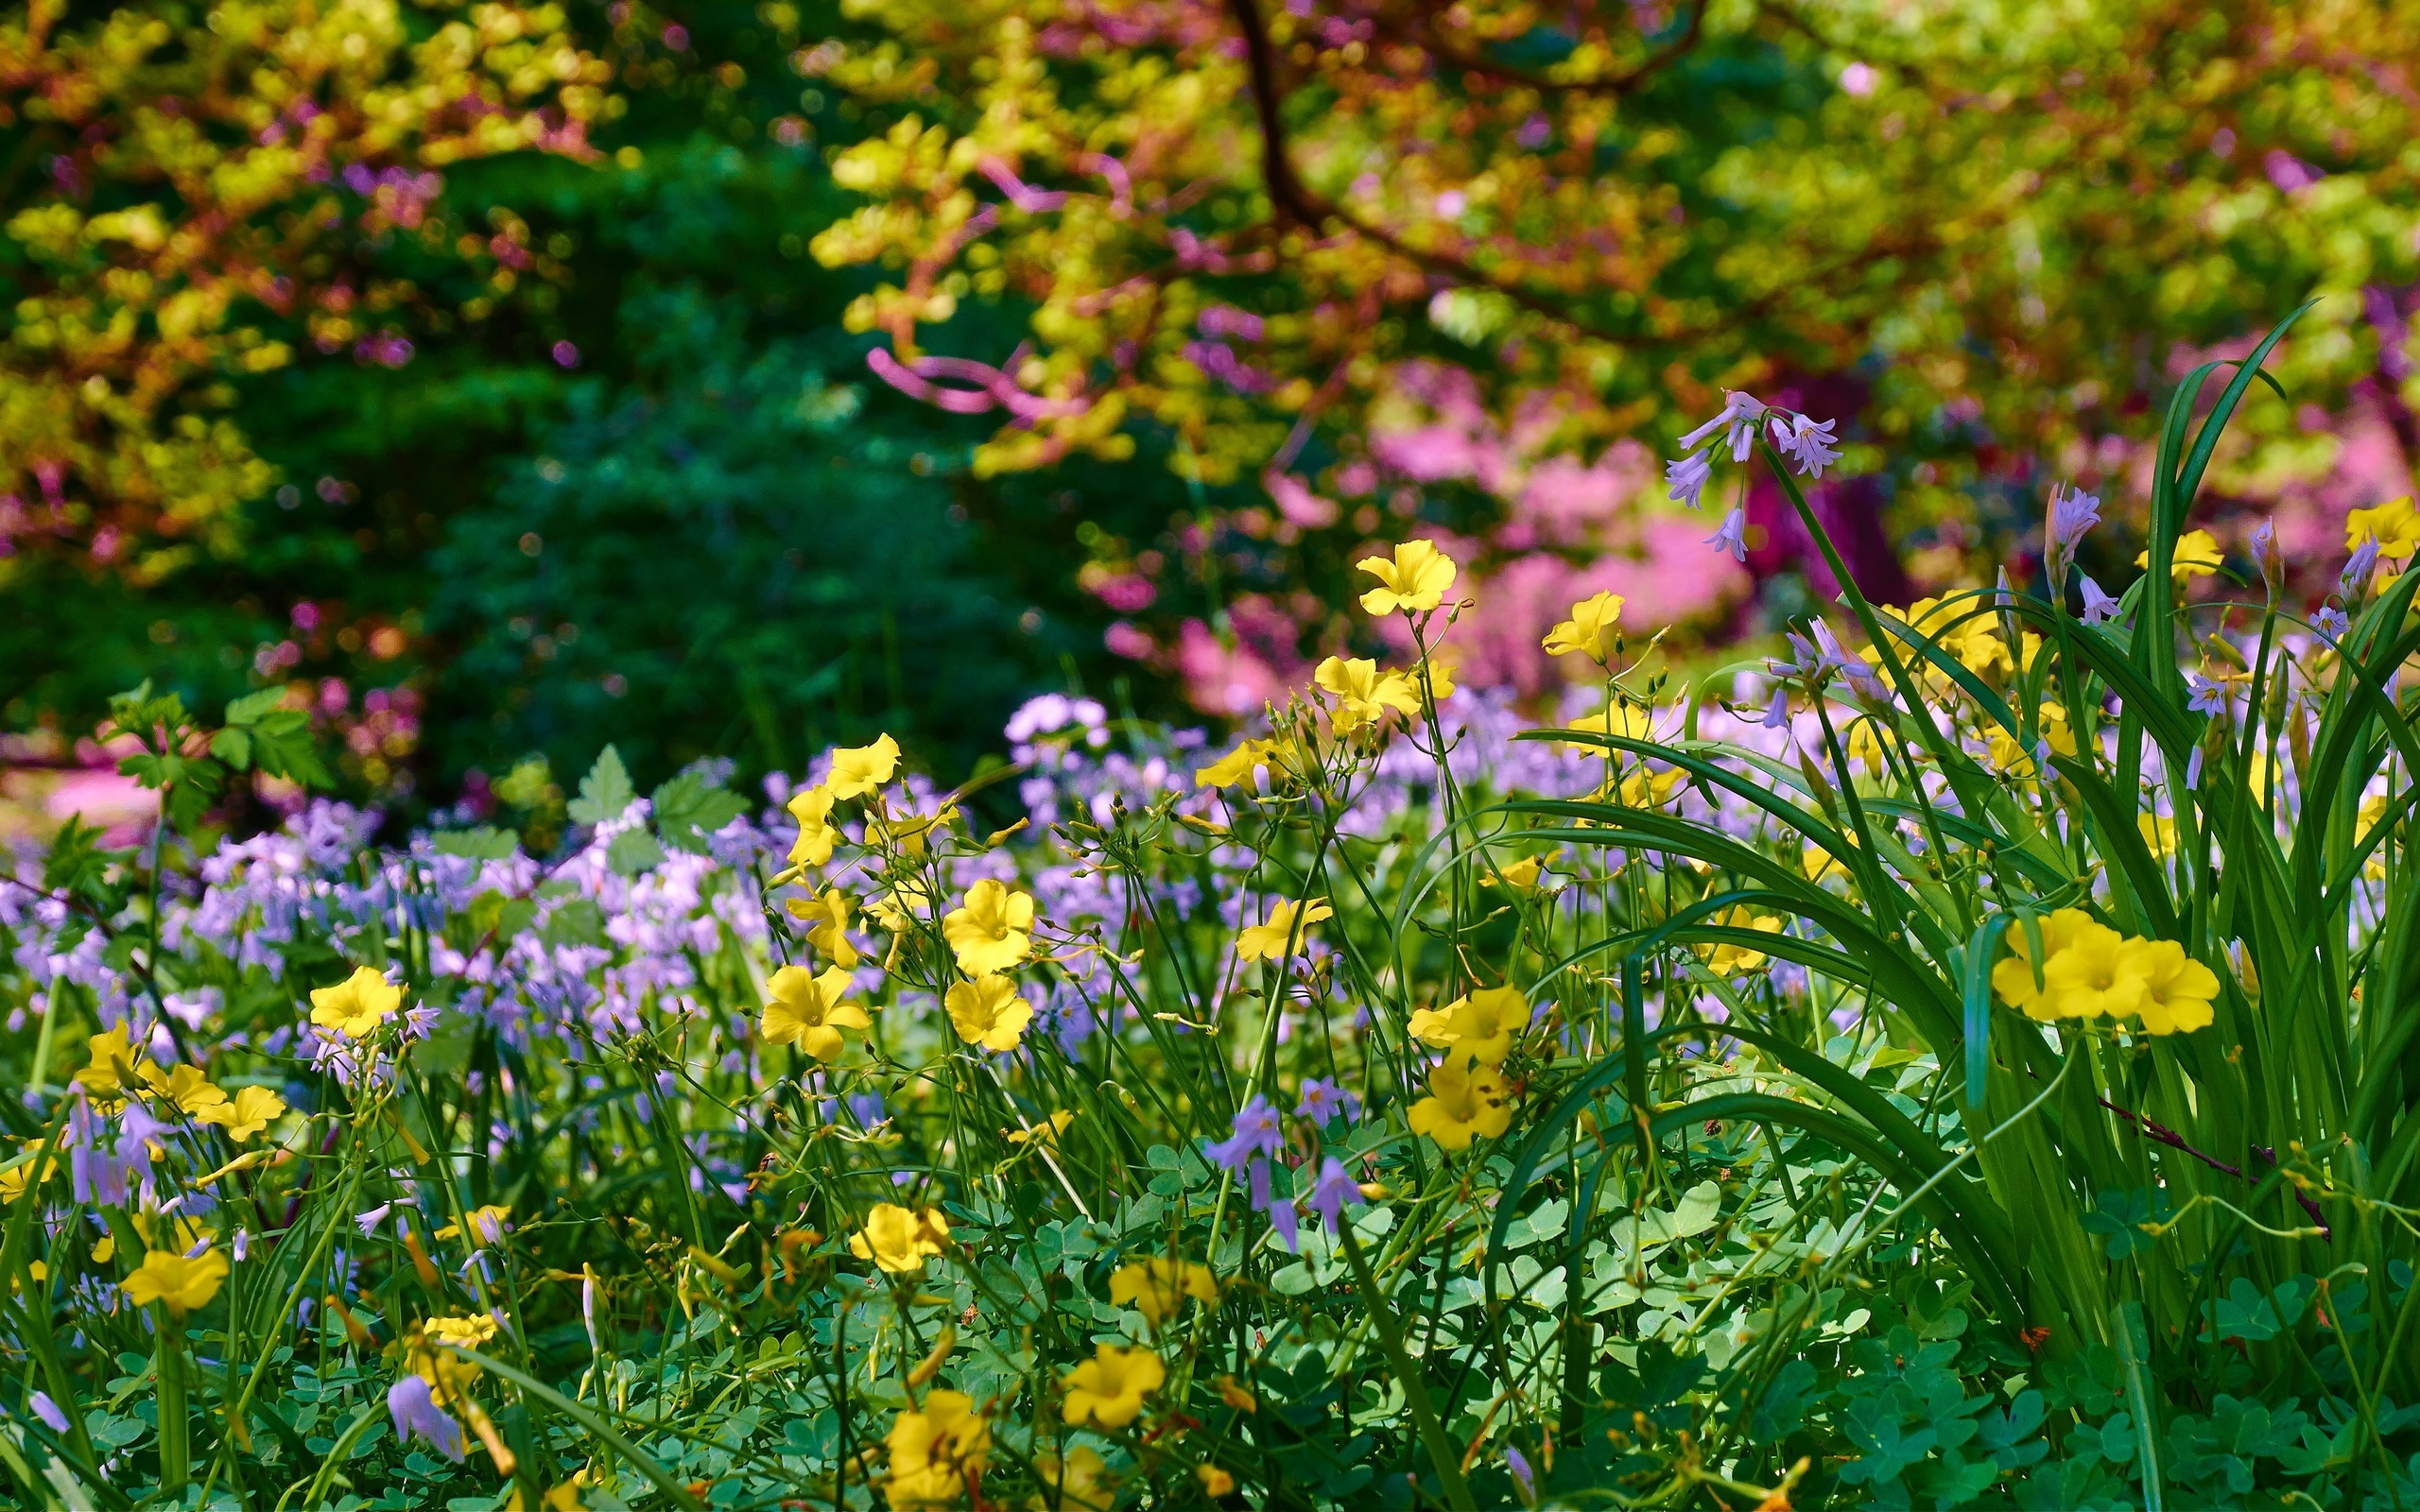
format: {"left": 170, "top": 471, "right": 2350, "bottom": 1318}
{"left": 2140, "top": 305, "right": 2310, "bottom": 702}
{"left": 447, "top": 1346, "right": 709, "bottom": 1511}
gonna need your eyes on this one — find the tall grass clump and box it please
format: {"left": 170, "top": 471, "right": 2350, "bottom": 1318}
{"left": 5, "top": 313, "right": 2420, "bottom": 1509}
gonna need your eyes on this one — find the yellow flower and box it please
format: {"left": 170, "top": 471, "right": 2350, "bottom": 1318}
{"left": 1844, "top": 718, "right": 1894, "bottom": 776}
{"left": 884, "top": 1388, "right": 989, "bottom": 1509}
{"left": 1985, "top": 730, "right": 2039, "bottom": 780}
{"left": 2135, "top": 528, "right": 2223, "bottom": 579}
{"left": 76, "top": 1023, "right": 142, "bottom": 1106}
{"left": 2242, "top": 747, "right": 2281, "bottom": 802}
{"left": 1563, "top": 699, "right": 1661, "bottom": 742}
{"left": 1007, "top": 1109, "right": 1076, "bottom": 1147}
{"left": 2359, "top": 792, "right": 2392, "bottom": 836}
{"left": 138, "top": 1210, "right": 216, "bottom": 1256}
{"left": 1407, "top": 1057, "right": 1513, "bottom": 1151}
{"left": 123, "top": 1246, "right": 229, "bottom": 1314}
{"left": 761, "top": 964, "right": 872, "bottom": 1062}
{"left": 1486, "top": 854, "right": 1548, "bottom": 891}
{"left": 1803, "top": 832, "right": 1858, "bottom": 883}
{"left": 507, "top": 1471, "right": 595, "bottom": 1512}
{"left": 868, "top": 805, "right": 956, "bottom": 856}
{"left": 1884, "top": 596, "right": 2011, "bottom": 677}
{"left": 310, "top": 965, "right": 404, "bottom": 1040}
{"left": 1315, "top": 655, "right": 1420, "bottom": 734}
{"left": 1215, "top": 1375, "right": 1257, "bottom": 1413}
{"left": 198, "top": 1085, "right": 286, "bottom": 1143}
{"left": 1356, "top": 539, "right": 1457, "bottom": 615}
{"left": 1236, "top": 897, "right": 1333, "bottom": 961}
{"left": 2040, "top": 703, "right": 2079, "bottom": 758}
{"left": 1410, "top": 650, "right": 1457, "bottom": 703}
{"left": 1198, "top": 1464, "right": 1237, "bottom": 1498}
{"left": 1542, "top": 590, "right": 1625, "bottom": 662}
{"left": 2133, "top": 939, "right": 2221, "bottom": 1035}
{"left": 1060, "top": 1342, "right": 1165, "bottom": 1429}
{"left": 139, "top": 1062, "right": 231, "bottom": 1121}
{"left": 1696, "top": 905, "right": 1783, "bottom": 975}
{"left": 944, "top": 975, "right": 1033, "bottom": 1053}
{"left": 1108, "top": 1254, "right": 1219, "bottom": 1325}
{"left": 1196, "top": 738, "right": 1278, "bottom": 789}
{"left": 826, "top": 734, "right": 902, "bottom": 800}
{"left": 851, "top": 1203, "right": 950, "bottom": 1273}
{"left": 786, "top": 785, "right": 841, "bottom": 868}
{"left": 2346, "top": 496, "right": 2420, "bottom": 559}
{"left": 1609, "top": 764, "right": 1688, "bottom": 808}
{"left": 1028, "top": 1446, "right": 1115, "bottom": 1511}
{"left": 1406, "top": 985, "right": 1526, "bottom": 1066}
{"left": 871, "top": 876, "right": 936, "bottom": 934}
{"left": 786, "top": 888, "right": 861, "bottom": 969}
{"left": 1991, "top": 908, "right": 2093, "bottom": 1018}
{"left": 2040, "top": 922, "right": 2151, "bottom": 1020}
{"left": 423, "top": 1313, "right": 501, "bottom": 1348}
{"left": 2137, "top": 814, "right": 2179, "bottom": 859}
{"left": 435, "top": 1204, "right": 512, "bottom": 1244}
{"left": 942, "top": 879, "right": 1035, "bottom": 975}
{"left": 0, "top": 1140, "right": 60, "bottom": 1204}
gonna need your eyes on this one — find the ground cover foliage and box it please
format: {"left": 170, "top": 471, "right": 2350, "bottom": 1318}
{"left": 8, "top": 335, "right": 2420, "bottom": 1508}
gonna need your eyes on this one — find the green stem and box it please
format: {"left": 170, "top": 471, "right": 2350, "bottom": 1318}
{"left": 157, "top": 1305, "right": 190, "bottom": 1493}
{"left": 1337, "top": 1218, "right": 1475, "bottom": 1512}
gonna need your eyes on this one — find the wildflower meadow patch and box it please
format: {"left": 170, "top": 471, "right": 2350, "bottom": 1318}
{"left": 7, "top": 324, "right": 2420, "bottom": 1508}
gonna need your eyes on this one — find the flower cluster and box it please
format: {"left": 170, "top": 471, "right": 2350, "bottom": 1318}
{"left": 1992, "top": 909, "right": 2221, "bottom": 1035}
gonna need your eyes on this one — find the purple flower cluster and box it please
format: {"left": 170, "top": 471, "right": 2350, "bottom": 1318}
{"left": 1204, "top": 1089, "right": 1369, "bottom": 1251}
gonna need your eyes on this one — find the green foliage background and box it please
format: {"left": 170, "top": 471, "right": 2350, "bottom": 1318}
{"left": 10, "top": 0, "right": 2420, "bottom": 809}
{"left": 2, "top": 2, "right": 1184, "bottom": 799}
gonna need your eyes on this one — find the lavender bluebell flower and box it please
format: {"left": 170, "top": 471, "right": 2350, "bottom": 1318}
{"left": 28, "top": 1391, "right": 69, "bottom": 1435}
{"left": 1507, "top": 1445, "right": 1536, "bottom": 1503}
{"left": 1204, "top": 1096, "right": 1284, "bottom": 1172}
{"left": 1294, "top": 1079, "right": 1360, "bottom": 1126}
{"left": 1247, "top": 1157, "right": 1298, "bottom": 1252}
{"left": 1679, "top": 389, "right": 1767, "bottom": 460}
{"left": 2311, "top": 605, "right": 2350, "bottom": 644}
{"left": 1813, "top": 619, "right": 1890, "bottom": 703}
{"left": 1770, "top": 631, "right": 1824, "bottom": 682}
{"left": 2078, "top": 574, "right": 2121, "bottom": 625}
{"left": 387, "top": 1375, "right": 466, "bottom": 1462}
{"left": 68, "top": 1096, "right": 127, "bottom": 1209}
{"left": 2186, "top": 673, "right": 2228, "bottom": 718}
{"left": 2250, "top": 519, "right": 2283, "bottom": 598}
{"left": 1704, "top": 506, "right": 1748, "bottom": 562}
{"left": 1761, "top": 687, "right": 1791, "bottom": 730}
{"left": 355, "top": 1202, "right": 393, "bottom": 1236}
{"left": 1777, "top": 413, "right": 1841, "bottom": 477}
{"left": 2186, "top": 746, "right": 2205, "bottom": 791}
{"left": 115, "top": 1100, "right": 166, "bottom": 1194}
{"left": 1663, "top": 451, "right": 1712, "bottom": 510}
{"left": 1305, "top": 1157, "right": 1365, "bottom": 1235}
{"left": 2047, "top": 482, "right": 2101, "bottom": 554}
{"left": 2345, "top": 535, "right": 2381, "bottom": 602}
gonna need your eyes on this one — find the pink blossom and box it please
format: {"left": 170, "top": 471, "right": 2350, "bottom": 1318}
{"left": 1172, "top": 618, "right": 1299, "bottom": 715}
{"left": 1266, "top": 472, "right": 1340, "bottom": 527}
